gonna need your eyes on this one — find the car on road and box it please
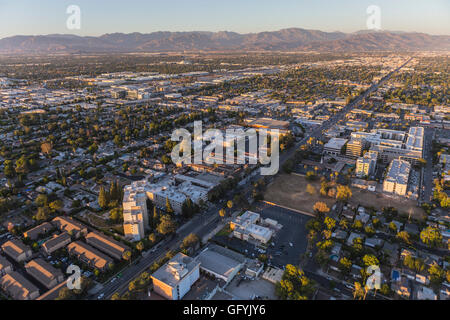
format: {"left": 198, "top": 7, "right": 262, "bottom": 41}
{"left": 345, "top": 283, "right": 354, "bottom": 289}
{"left": 97, "top": 293, "right": 105, "bottom": 300}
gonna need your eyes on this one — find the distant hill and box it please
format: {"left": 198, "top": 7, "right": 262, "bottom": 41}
{"left": 0, "top": 28, "right": 448, "bottom": 54}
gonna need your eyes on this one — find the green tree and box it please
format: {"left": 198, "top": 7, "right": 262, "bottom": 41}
{"left": 156, "top": 214, "right": 177, "bottom": 235}
{"left": 35, "top": 194, "right": 48, "bottom": 207}
{"left": 148, "top": 233, "right": 157, "bottom": 244}
{"left": 111, "top": 293, "right": 121, "bottom": 300}
{"left": 49, "top": 200, "right": 63, "bottom": 212}
{"left": 336, "top": 185, "right": 352, "bottom": 201}
{"left": 362, "top": 254, "right": 379, "bottom": 267}
{"left": 339, "top": 257, "right": 352, "bottom": 273}
{"left": 313, "top": 201, "right": 330, "bottom": 213}
{"left": 98, "top": 186, "right": 109, "bottom": 209}
{"left": 34, "top": 206, "right": 49, "bottom": 221}
{"left": 428, "top": 262, "right": 444, "bottom": 285}
{"left": 182, "top": 233, "right": 199, "bottom": 250}
{"left": 165, "top": 197, "right": 174, "bottom": 214}
{"left": 123, "top": 250, "right": 132, "bottom": 265}
{"left": 324, "top": 217, "right": 336, "bottom": 230}
{"left": 420, "top": 226, "right": 442, "bottom": 247}
{"left": 396, "top": 231, "right": 411, "bottom": 244}
{"left": 136, "top": 242, "right": 144, "bottom": 252}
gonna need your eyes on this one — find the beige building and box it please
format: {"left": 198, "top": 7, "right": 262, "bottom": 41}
{"left": 85, "top": 232, "right": 129, "bottom": 260}
{"left": 52, "top": 216, "right": 88, "bottom": 239}
{"left": 346, "top": 139, "right": 366, "bottom": 158}
{"left": 0, "top": 271, "right": 40, "bottom": 300}
{"left": 23, "top": 222, "right": 53, "bottom": 240}
{"left": 67, "top": 241, "right": 113, "bottom": 271}
{"left": 25, "top": 258, "right": 64, "bottom": 289}
{"left": 356, "top": 151, "right": 378, "bottom": 177}
{"left": 151, "top": 253, "right": 200, "bottom": 300}
{"left": 1, "top": 239, "right": 32, "bottom": 263}
{"left": 42, "top": 232, "right": 72, "bottom": 255}
{"left": 0, "top": 255, "right": 13, "bottom": 276}
{"left": 383, "top": 159, "right": 411, "bottom": 196}
{"left": 122, "top": 181, "right": 150, "bottom": 242}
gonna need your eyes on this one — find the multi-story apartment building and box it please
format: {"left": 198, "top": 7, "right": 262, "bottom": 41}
{"left": 349, "top": 127, "right": 424, "bottom": 165}
{"left": 122, "top": 177, "right": 213, "bottom": 241}
{"left": 383, "top": 159, "right": 411, "bottom": 196}
{"left": 346, "top": 138, "right": 367, "bottom": 158}
{"left": 123, "top": 181, "right": 150, "bottom": 242}
{"left": 356, "top": 151, "right": 378, "bottom": 177}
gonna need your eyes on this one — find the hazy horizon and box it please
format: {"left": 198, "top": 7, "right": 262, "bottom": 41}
{"left": 0, "top": 0, "right": 449, "bottom": 39}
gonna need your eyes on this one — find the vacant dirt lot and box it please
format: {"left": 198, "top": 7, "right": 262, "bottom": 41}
{"left": 265, "top": 173, "right": 426, "bottom": 220}
{"left": 348, "top": 188, "right": 426, "bottom": 220}
{"left": 264, "top": 173, "right": 334, "bottom": 214}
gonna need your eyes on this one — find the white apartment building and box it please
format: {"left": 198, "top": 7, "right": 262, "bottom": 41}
{"left": 123, "top": 177, "right": 212, "bottom": 241}
{"left": 350, "top": 127, "right": 424, "bottom": 165}
{"left": 122, "top": 181, "right": 150, "bottom": 242}
{"left": 383, "top": 159, "right": 411, "bottom": 196}
{"left": 356, "top": 151, "right": 378, "bottom": 177}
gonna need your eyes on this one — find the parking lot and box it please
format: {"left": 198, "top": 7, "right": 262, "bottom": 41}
{"left": 226, "top": 275, "right": 277, "bottom": 300}
{"left": 256, "top": 202, "right": 312, "bottom": 268}
{"left": 212, "top": 202, "right": 312, "bottom": 269}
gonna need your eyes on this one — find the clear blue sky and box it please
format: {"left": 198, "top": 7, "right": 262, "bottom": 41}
{"left": 0, "top": 0, "right": 449, "bottom": 39}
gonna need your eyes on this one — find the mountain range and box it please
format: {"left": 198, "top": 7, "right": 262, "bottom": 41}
{"left": 0, "top": 28, "right": 449, "bottom": 54}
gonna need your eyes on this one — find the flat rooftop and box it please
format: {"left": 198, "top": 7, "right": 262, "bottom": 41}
{"left": 151, "top": 253, "right": 200, "bottom": 288}
{"left": 195, "top": 244, "right": 245, "bottom": 281}
{"left": 324, "top": 138, "right": 348, "bottom": 150}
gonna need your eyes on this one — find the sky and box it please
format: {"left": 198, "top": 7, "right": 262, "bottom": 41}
{"left": 0, "top": 0, "right": 449, "bottom": 39}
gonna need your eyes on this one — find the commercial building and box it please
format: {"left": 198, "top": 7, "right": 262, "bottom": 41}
{"left": 195, "top": 244, "right": 246, "bottom": 284}
{"left": 0, "top": 271, "right": 40, "bottom": 300}
{"left": 355, "top": 151, "right": 378, "bottom": 177}
{"left": 25, "top": 258, "right": 64, "bottom": 289}
{"left": 151, "top": 253, "right": 200, "bottom": 300}
{"left": 323, "top": 138, "right": 348, "bottom": 156}
{"left": 244, "top": 117, "right": 291, "bottom": 135}
{"left": 85, "top": 232, "right": 129, "bottom": 260}
{"left": 67, "top": 241, "right": 113, "bottom": 271}
{"left": 230, "top": 211, "right": 274, "bottom": 244}
{"left": 1, "top": 239, "right": 32, "bottom": 263}
{"left": 42, "top": 232, "right": 72, "bottom": 255}
{"left": 383, "top": 159, "right": 411, "bottom": 196}
{"left": 52, "top": 216, "right": 88, "bottom": 239}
